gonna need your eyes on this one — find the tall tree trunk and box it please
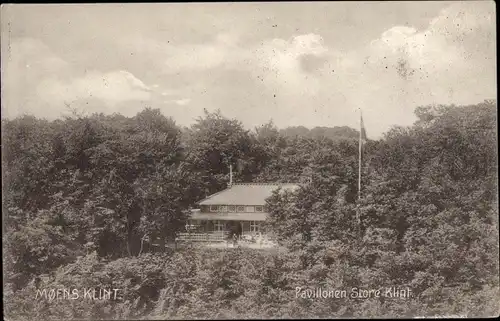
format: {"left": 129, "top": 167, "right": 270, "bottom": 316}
{"left": 127, "top": 211, "right": 142, "bottom": 256}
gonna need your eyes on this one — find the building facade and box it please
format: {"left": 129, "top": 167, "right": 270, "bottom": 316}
{"left": 177, "top": 183, "right": 299, "bottom": 243}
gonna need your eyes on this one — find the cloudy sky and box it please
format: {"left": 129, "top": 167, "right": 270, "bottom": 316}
{"left": 1, "top": 1, "right": 496, "bottom": 138}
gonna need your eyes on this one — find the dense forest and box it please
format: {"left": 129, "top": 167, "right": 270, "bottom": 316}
{"left": 3, "top": 100, "right": 499, "bottom": 319}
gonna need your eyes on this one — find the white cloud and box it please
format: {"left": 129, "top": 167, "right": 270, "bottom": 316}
{"left": 247, "top": 33, "right": 337, "bottom": 96}
{"left": 175, "top": 98, "right": 191, "bottom": 106}
{"left": 428, "top": 2, "right": 494, "bottom": 37}
{"left": 369, "top": 22, "right": 458, "bottom": 72}
{"left": 39, "top": 70, "right": 152, "bottom": 105}
{"left": 338, "top": 1, "right": 496, "bottom": 135}
{"left": 3, "top": 38, "right": 70, "bottom": 73}
{"left": 162, "top": 32, "right": 242, "bottom": 72}
{"left": 2, "top": 37, "right": 156, "bottom": 119}
{"left": 291, "top": 33, "right": 328, "bottom": 56}
{"left": 370, "top": 2, "right": 495, "bottom": 72}
{"left": 1, "top": 38, "right": 72, "bottom": 119}
{"left": 162, "top": 98, "right": 191, "bottom": 106}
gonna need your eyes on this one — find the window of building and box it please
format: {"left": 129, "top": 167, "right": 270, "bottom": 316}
{"left": 228, "top": 205, "right": 236, "bottom": 212}
{"left": 210, "top": 205, "right": 218, "bottom": 212}
{"left": 237, "top": 206, "right": 245, "bottom": 212}
{"left": 255, "top": 206, "right": 263, "bottom": 212}
{"left": 220, "top": 205, "right": 228, "bottom": 212}
{"left": 246, "top": 206, "right": 255, "bottom": 212}
{"left": 214, "top": 220, "right": 226, "bottom": 232}
{"left": 250, "top": 221, "right": 260, "bottom": 232}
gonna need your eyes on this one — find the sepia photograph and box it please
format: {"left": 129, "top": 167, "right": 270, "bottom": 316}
{"left": 1, "top": 1, "right": 498, "bottom": 319}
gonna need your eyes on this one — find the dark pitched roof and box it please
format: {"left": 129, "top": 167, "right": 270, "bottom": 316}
{"left": 197, "top": 183, "right": 300, "bottom": 206}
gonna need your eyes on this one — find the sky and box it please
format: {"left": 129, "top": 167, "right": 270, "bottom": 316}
{"left": 1, "top": 1, "right": 496, "bottom": 138}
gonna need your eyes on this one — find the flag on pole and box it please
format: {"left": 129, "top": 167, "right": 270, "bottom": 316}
{"left": 360, "top": 113, "right": 367, "bottom": 144}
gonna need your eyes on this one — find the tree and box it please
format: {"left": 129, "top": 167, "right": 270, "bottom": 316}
{"left": 184, "top": 109, "right": 259, "bottom": 194}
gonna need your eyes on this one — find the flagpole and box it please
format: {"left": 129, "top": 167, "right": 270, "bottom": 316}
{"left": 357, "top": 108, "right": 362, "bottom": 229}
{"left": 358, "top": 108, "right": 362, "bottom": 201}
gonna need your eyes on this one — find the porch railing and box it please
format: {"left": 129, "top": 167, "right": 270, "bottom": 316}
{"left": 176, "top": 231, "right": 229, "bottom": 242}
{"left": 175, "top": 231, "right": 277, "bottom": 244}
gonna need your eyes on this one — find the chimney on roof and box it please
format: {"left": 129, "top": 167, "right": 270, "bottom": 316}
{"left": 228, "top": 164, "right": 233, "bottom": 187}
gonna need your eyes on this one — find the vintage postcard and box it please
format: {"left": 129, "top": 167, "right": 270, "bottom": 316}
{"left": 1, "top": 2, "right": 498, "bottom": 319}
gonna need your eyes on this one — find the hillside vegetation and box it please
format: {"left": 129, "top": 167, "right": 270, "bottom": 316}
{"left": 3, "top": 100, "right": 498, "bottom": 319}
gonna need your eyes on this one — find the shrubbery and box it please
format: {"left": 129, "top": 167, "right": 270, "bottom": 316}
{"left": 3, "top": 101, "right": 499, "bottom": 319}
{"left": 5, "top": 247, "right": 498, "bottom": 319}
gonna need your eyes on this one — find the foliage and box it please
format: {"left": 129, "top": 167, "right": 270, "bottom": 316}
{"left": 2, "top": 100, "right": 499, "bottom": 319}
